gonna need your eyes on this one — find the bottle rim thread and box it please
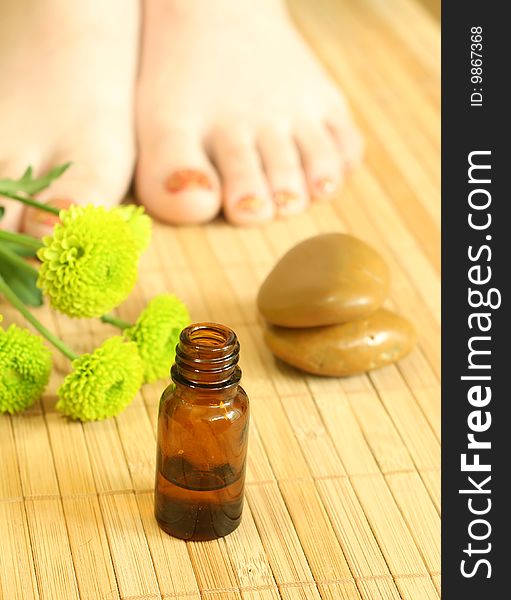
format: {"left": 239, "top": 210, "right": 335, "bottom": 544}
{"left": 172, "top": 322, "right": 241, "bottom": 388}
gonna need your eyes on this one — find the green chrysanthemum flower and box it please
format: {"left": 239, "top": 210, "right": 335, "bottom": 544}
{"left": 113, "top": 205, "right": 152, "bottom": 253}
{"left": 125, "top": 294, "right": 190, "bottom": 383}
{"left": 56, "top": 336, "right": 143, "bottom": 421}
{"left": 0, "top": 324, "right": 52, "bottom": 414}
{"left": 37, "top": 205, "right": 139, "bottom": 318}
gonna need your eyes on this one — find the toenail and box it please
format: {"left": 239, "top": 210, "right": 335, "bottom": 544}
{"left": 273, "top": 190, "right": 300, "bottom": 209}
{"left": 28, "top": 198, "right": 73, "bottom": 226}
{"left": 236, "top": 195, "right": 265, "bottom": 213}
{"left": 314, "top": 177, "right": 338, "bottom": 197}
{"left": 165, "top": 169, "right": 213, "bottom": 193}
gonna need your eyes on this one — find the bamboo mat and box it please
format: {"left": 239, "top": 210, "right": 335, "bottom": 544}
{"left": 0, "top": 0, "right": 440, "bottom": 598}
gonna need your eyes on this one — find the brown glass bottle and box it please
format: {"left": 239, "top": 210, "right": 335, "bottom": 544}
{"left": 154, "top": 322, "right": 249, "bottom": 541}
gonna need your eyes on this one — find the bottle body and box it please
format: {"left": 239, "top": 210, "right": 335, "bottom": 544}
{"left": 154, "top": 323, "right": 249, "bottom": 541}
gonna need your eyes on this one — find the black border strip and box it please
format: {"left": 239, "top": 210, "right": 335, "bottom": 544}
{"left": 442, "top": 2, "right": 508, "bottom": 596}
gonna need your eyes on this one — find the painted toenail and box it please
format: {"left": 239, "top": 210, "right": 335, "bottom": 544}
{"left": 273, "top": 190, "right": 300, "bottom": 209}
{"left": 165, "top": 170, "right": 213, "bottom": 194}
{"left": 29, "top": 198, "right": 73, "bottom": 226}
{"left": 236, "top": 195, "right": 265, "bottom": 213}
{"left": 314, "top": 177, "right": 338, "bottom": 197}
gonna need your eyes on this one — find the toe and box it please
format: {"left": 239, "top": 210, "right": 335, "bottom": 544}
{"left": 22, "top": 198, "right": 74, "bottom": 238}
{"left": 22, "top": 137, "right": 134, "bottom": 237}
{"left": 210, "top": 127, "right": 274, "bottom": 226}
{"left": 136, "top": 129, "right": 221, "bottom": 225}
{"left": 23, "top": 169, "right": 125, "bottom": 238}
{"left": 258, "top": 127, "right": 307, "bottom": 218}
{"left": 327, "top": 108, "right": 364, "bottom": 170}
{"left": 0, "top": 197, "right": 24, "bottom": 232}
{"left": 294, "top": 119, "right": 344, "bottom": 201}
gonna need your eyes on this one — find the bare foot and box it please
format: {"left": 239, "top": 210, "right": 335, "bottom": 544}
{"left": 0, "top": 0, "right": 138, "bottom": 235}
{"left": 136, "top": 0, "right": 362, "bottom": 226}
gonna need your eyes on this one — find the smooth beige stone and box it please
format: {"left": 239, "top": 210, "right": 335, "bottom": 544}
{"left": 264, "top": 309, "right": 416, "bottom": 376}
{"left": 257, "top": 233, "right": 390, "bottom": 327}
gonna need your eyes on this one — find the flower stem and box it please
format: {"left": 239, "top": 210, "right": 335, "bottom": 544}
{"left": 0, "top": 229, "right": 43, "bottom": 250}
{"left": 100, "top": 313, "right": 132, "bottom": 330}
{"left": 0, "top": 192, "right": 60, "bottom": 215}
{"left": 0, "top": 274, "right": 78, "bottom": 361}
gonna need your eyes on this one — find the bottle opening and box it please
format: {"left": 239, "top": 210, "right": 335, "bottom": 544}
{"left": 172, "top": 322, "right": 241, "bottom": 388}
{"left": 186, "top": 323, "right": 237, "bottom": 350}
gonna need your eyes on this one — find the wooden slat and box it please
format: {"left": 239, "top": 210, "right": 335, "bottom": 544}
{"left": 395, "top": 576, "right": 440, "bottom": 600}
{"left": 341, "top": 384, "right": 416, "bottom": 474}
{"left": 279, "top": 584, "right": 321, "bottom": 600}
{"left": 99, "top": 493, "right": 161, "bottom": 599}
{"left": 136, "top": 492, "right": 201, "bottom": 599}
{"left": 42, "top": 410, "right": 97, "bottom": 496}
{"left": 350, "top": 474, "right": 428, "bottom": 576}
{"left": 356, "top": 578, "right": 402, "bottom": 600}
{"left": 82, "top": 418, "right": 133, "bottom": 493}
{"left": 0, "top": 416, "right": 23, "bottom": 499}
{"left": 368, "top": 372, "right": 440, "bottom": 472}
{"left": 237, "top": 325, "right": 277, "bottom": 397}
{"left": 412, "top": 386, "right": 441, "bottom": 440}
{"left": 25, "top": 498, "right": 80, "bottom": 600}
{"left": 114, "top": 395, "right": 156, "bottom": 491}
{"left": 0, "top": 501, "right": 39, "bottom": 600}
{"left": 315, "top": 478, "right": 392, "bottom": 579}
{"left": 224, "top": 502, "right": 277, "bottom": 590}
{"left": 12, "top": 412, "right": 60, "bottom": 498}
{"left": 385, "top": 472, "right": 440, "bottom": 575}
{"left": 249, "top": 395, "right": 311, "bottom": 481}
{"left": 278, "top": 393, "right": 347, "bottom": 478}
{"left": 420, "top": 469, "right": 441, "bottom": 515}
{"left": 312, "top": 390, "right": 380, "bottom": 476}
{"left": 278, "top": 480, "right": 356, "bottom": 584}
{"left": 241, "top": 589, "right": 281, "bottom": 600}
{"left": 246, "top": 483, "right": 318, "bottom": 590}
{"left": 245, "top": 421, "right": 276, "bottom": 484}
{"left": 193, "top": 267, "right": 246, "bottom": 326}
{"left": 317, "top": 582, "right": 362, "bottom": 600}
{"left": 116, "top": 279, "right": 146, "bottom": 325}
{"left": 152, "top": 222, "right": 189, "bottom": 270}
{"left": 187, "top": 538, "right": 240, "bottom": 597}
{"left": 432, "top": 574, "right": 441, "bottom": 596}
{"left": 62, "top": 496, "right": 120, "bottom": 600}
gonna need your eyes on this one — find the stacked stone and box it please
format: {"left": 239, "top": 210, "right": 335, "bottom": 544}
{"left": 257, "top": 233, "right": 416, "bottom": 377}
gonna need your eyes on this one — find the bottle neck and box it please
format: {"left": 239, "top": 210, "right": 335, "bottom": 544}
{"left": 171, "top": 322, "right": 241, "bottom": 389}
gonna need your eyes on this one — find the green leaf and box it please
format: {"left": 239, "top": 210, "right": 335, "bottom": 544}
{"left": 0, "top": 244, "right": 42, "bottom": 307}
{"left": 0, "top": 229, "right": 42, "bottom": 254}
{"left": 0, "top": 240, "right": 38, "bottom": 257}
{"left": 0, "top": 162, "right": 72, "bottom": 196}
{"left": 0, "top": 263, "right": 42, "bottom": 306}
{"left": 0, "top": 205, "right": 4, "bottom": 219}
